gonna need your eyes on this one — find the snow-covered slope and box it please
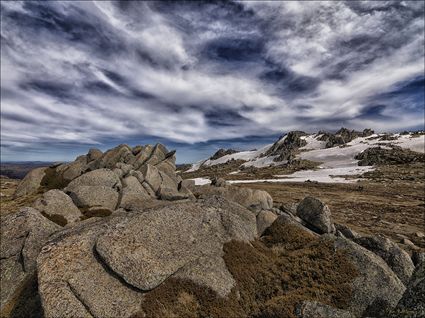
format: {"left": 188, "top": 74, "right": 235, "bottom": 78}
{"left": 188, "top": 131, "right": 425, "bottom": 184}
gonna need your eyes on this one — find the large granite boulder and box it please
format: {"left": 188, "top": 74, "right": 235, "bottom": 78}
{"left": 140, "top": 164, "right": 162, "bottom": 193}
{"left": 321, "top": 235, "right": 405, "bottom": 317}
{"left": 37, "top": 217, "right": 143, "bottom": 318}
{"left": 96, "top": 144, "right": 134, "bottom": 169}
{"left": 38, "top": 197, "right": 256, "bottom": 317}
{"left": 60, "top": 155, "right": 88, "bottom": 183}
{"left": 14, "top": 167, "right": 47, "bottom": 198}
{"left": 119, "top": 176, "right": 151, "bottom": 210}
{"left": 1, "top": 208, "right": 59, "bottom": 316}
{"left": 296, "top": 196, "right": 335, "bottom": 234}
{"left": 37, "top": 197, "right": 256, "bottom": 317}
{"left": 65, "top": 169, "right": 122, "bottom": 193}
{"left": 87, "top": 148, "right": 103, "bottom": 162}
{"left": 68, "top": 185, "right": 119, "bottom": 211}
{"left": 192, "top": 184, "right": 273, "bottom": 213}
{"left": 390, "top": 260, "right": 425, "bottom": 317}
{"left": 295, "top": 301, "right": 355, "bottom": 318}
{"left": 33, "top": 190, "right": 83, "bottom": 225}
{"left": 354, "top": 235, "right": 415, "bottom": 285}
{"left": 95, "top": 197, "right": 256, "bottom": 293}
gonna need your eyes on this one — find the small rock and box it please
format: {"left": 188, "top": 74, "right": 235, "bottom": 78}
{"left": 14, "top": 167, "right": 47, "bottom": 198}
{"left": 87, "top": 148, "right": 103, "bottom": 162}
{"left": 33, "top": 190, "right": 83, "bottom": 225}
{"left": 256, "top": 210, "right": 278, "bottom": 236}
{"left": 296, "top": 196, "right": 335, "bottom": 234}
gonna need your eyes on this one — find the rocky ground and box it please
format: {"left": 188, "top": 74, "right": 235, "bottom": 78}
{"left": 0, "top": 143, "right": 424, "bottom": 318}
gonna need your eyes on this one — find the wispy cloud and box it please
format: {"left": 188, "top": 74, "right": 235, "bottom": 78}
{"left": 1, "top": 1, "right": 424, "bottom": 161}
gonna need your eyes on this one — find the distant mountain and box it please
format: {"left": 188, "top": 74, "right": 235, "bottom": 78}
{"left": 185, "top": 129, "right": 425, "bottom": 184}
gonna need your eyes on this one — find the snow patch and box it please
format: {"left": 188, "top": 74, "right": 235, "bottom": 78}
{"left": 190, "top": 177, "right": 211, "bottom": 185}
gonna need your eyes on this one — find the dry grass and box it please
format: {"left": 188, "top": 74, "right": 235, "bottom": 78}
{"left": 0, "top": 178, "right": 42, "bottom": 217}
{"left": 240, "top": 164, "right": 425, "bottom": 251}
{"left": 132, "top": 222, "right": 358, "bottom": 318}
{"left": 180, "top": 159, "right": 321, "bottom": 181}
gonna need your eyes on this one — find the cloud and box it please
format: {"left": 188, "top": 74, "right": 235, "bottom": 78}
{"left": 0, "top": 0, "right": 424, "bottom": 161}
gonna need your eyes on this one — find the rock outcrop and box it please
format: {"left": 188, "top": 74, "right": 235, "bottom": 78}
{"left": 37, "top": 197, "right": 257, "bottom": 317}
{"left": 0, "top": 208, "right": 60, "bottom": 317}
{"left": 4, "top": 143, "right": 415, "bottom": 318}
{"left": 33, "top": 190, "right": 83, "bottom": 225}
{"left": 355, "top": 146, "right": 425, "bottom": 166}
{"left": 13, "top": 167, "right": 46, "bottom": 198}
{"left": 209, "top": 148, "right": 238, "bottom": 160}
{"left": 354, "top": 235, "right": 415, "bottom": 285}
{"left": 390, "top": 260, "right": 425, "bottom": 317}
{"left": 318, "top": 128, "right": 374, "bottom": 148}
{"left": 322, "top": 235, "right": 405, "bottom": 317}
{"left": 264, "top": 131, "right": 307, "bottom": 162}
{"left": 191, "top": 182, "right": 273, "bottom": 213}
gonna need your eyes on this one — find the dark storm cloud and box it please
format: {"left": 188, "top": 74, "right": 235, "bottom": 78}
{"left": 1, "top": 1, "right": 424, "bottom": 161}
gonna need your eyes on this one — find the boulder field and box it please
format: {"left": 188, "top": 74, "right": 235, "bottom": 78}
{"left": 1, "top": 143, "right": 423, "bottom": 318}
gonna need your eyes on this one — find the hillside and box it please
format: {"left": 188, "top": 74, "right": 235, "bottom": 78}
{"left": 182, "top": 129, "right": 425, "bottom": 184}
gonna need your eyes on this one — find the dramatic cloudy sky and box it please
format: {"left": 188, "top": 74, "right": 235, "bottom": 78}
{"left": 1, "top": 1, "right": 424, "bottom": 162}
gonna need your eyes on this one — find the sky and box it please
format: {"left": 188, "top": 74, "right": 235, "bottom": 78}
{"left": 1, "top": 1, "right": 424, "bottom": 163}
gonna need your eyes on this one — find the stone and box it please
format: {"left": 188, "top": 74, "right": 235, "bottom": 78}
{"left": 158, "top": 170, "right": 178, "bottom": 191}
{"left": 1, "top": 208, "right": 59, "bottom": 315}
{"left": 415, "top": 231, "right": 425, "bottom": 238}
{"left": 68, "top": 186, "right": 119, "bottom": 211}
{"left": 115, "top": 162, "right": 133, "bottom": 176}
{"left": 178, "top": 185, "right": 195, "bottom": 200}
{"left": 192, "top": 184, "right": 273, "bottom": 214}
{"left": 266, "top": 214, "right": 319, "bottom": 237}
{"left": 296, "top": 196, "right": 335, "bottom": 234}
{"left": 402, "top": 238, "right": 419, "bottom": 250}
{"left": 155, "top": 158, "right": 176, "bottom": 180}
{"left": 97, "top": 144, "right": 134, "bottom": 169}
{"left": 61, "top": 156, "right": 87, "bottom": 182}
{"left": 140, "top": 164, "right": 162, "bottom": 193}
{"left": 354, "top": 235, "right": 415, "bottom": 285}
{"left": 132, "top": 145, "right": 143, "bottom": 155}
{"left": 33, "top": 190, "right": 83, "bottom": 225}
{"left": 14, "top": 167, "right": 47, "bottom": 198}
{"left": 129, "top": 170, "right": 145, "bottom": 184}
{"left": 119, "top": 176, "right": 151, "bottom": 211}
{"left": 131, "top": 145, "right": 154, "bottom": 169}
{"left": 37, "top": 219, "right": 143, "bottom": 318}
{"left": 295, "top": 301, "right": 355, "bottom": 318}
{"left": 95, "top": 198, "right": 256, "bottom": 292}
{"left": 181, "top": 179, "right": 196, "bottom": 189}
{"left": 390, "top": 260, "right": 425, "bottom": 317}
{"left": 279, "top": 202, "right": 298, "bottom": 216}
{"left": 87, "top": 148, "right": 103, "bottom": 162}
{"left": 65, "top": 169, "right": 122, "bottom": 193}
{"left": 142, "top": 182, "right": 157, "bottom": 198}
{"left": 158, "top": 187, "right": 189, "bottom": 201}
{"left": 256, "top": 210, "right": 278, "bottom": 236}
{"left": 412, "top": 251, "right": 425, "bottom": 266}
{"left": 335, "top": 223, "right": 359, "bottom": 239}
{"left": 143, "top": 144, "right": 167, "bottom": 166}
{"left": 321, "top": 235, "right": 405, "bottom": 317}
{"left": 37, "top": 197, "right": 256, "bottom": 317}
{"left": 211, "top": 177, "right": 228, "bottom": 187}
